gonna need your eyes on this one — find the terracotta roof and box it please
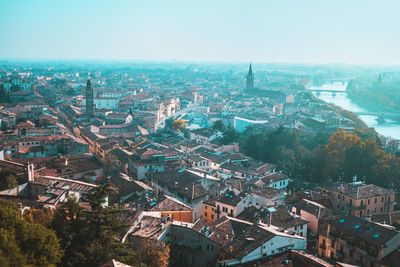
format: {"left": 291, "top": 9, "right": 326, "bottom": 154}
{"left": 154, "top": 170, "right": 207, "bottom": 200}
{"left": 150, "top": 195, "right": 192, "bottom": 212}
{"left": 329, "top": 215, "right": 400, "bottom": 246}
{"left": 332, "top": 183, "right": 394, "bottom": 199}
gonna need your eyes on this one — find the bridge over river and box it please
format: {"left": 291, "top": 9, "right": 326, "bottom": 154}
{"left": 353, "top": 111, "right": 400, "bottom": 122}
{"left": 308, "top": 89, "right": 346, "bottom": 93}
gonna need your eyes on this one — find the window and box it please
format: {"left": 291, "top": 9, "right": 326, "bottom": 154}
{"left": 211, "top": 215, "right": 214, "bottom": 219}
{"left": 375, "top": 198, "right": 377, "bottom": 203}
{"left": 191, "top": 256, "right": 196, "bottom": 265}
{"left": 367, "top": 209, "right": 370, "bottom": 215}
{"left": 388, "top": 196, "right": 391, "bottom": 203}
{"left": 204, "top": 212, "right": 207, "bottom": 217}
{"left": 360, "top": 242, "right": 365, "bottom": 250}
{"left": 338, "top": 194, "right": 341, "bottom": 200}
{"left": 382, "top": 197, "right": 384, "bottom": 203}
{"left": 381, "top": 207, "right": 383, "bottom": 213}
{"left": 300, "top": 232, "right": 303, "bottom": 237}
{"left": 370, "top": 248, "right": 376, "bottom": 256}
{"left": 368, "top": 199, "right": 370, "bottom": 205}
{"left": 204, "top": 206, "right": 207, "bottom": 210}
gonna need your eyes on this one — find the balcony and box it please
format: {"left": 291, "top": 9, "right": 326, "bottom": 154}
{"left": 349, "top": 205, "right": 364, "bottom": 210}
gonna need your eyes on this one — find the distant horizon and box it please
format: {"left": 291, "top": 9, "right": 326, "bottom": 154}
{"left": 2, "top": 0, "right": 400, "bottom": 65}
{"left": 1, "top": 58, "right": 400, "bottom": 68}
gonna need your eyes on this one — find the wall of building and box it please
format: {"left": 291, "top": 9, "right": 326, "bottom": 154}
{"left": 332, "top": 190, "right": 395, "bottom": 217}
{"left": 239, "top": 235, "right": 306, "bottom": 265}
{"left": 202, "top": 203, "right": 216, "bottom": 223}
{"left": 160, "top": 210, "right": 192, "bottom": 223}
{"left": 167, "top": 225, "right": 221, "bottom": 267}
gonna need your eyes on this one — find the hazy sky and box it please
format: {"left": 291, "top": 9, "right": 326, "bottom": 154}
{"left": 1, "top": 0, "right": 400, "bottom": 64}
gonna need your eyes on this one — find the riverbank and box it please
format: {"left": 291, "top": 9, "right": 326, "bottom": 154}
{"left": 311, "top": 90, "right": 400, "bottom": 140}
{"left": 347, "top": 90, "right": 400, "bottom": 114}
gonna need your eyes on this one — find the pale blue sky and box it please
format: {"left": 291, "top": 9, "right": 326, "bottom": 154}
{"left": 1, "top": 0, "right": 400, "bottom": 64}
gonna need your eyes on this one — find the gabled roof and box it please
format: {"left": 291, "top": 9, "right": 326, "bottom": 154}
{"left": 150, "top": 195, "right": 192, "bottom": 212}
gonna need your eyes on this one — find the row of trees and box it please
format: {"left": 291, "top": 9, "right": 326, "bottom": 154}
{"left": 240, "top": 126, "right": 400, "bottom": 191}
{"left": 0, "top": 185, "right": 170, "bottom": 267}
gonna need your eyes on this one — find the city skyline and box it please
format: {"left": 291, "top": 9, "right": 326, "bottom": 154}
{"left": 1, "top": 0, "right": 400, "bottom": 65}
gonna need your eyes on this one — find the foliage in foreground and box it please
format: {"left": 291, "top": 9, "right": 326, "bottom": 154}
{"left": 51, "top": 184, "right": 170, "bottom": 267}
{"left": 0, "top": 199, "right": 63, "bottom": 267}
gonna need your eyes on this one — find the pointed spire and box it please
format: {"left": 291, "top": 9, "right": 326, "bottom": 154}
{"left": 248, "top": 63, "right": 253, "bottom": 75}
{"left": 246, "top": 63, "right": 254, "bottom": 90}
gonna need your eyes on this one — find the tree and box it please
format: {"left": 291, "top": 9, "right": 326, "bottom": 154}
{"left": 0, "top": 84, "right": 10, "bottom": 103}
{"left": 52, "top": 185, "right": 168, "bottom": 267}
{"left": 165, "top": 118, "right": 173, "bottom": 129}
{"left": 23, "top": 208, "right": 54, "bottom": 227}
{"left": 137, "top": 239, "right": 170, "bottom": 267}
{"left": 0, "top": 199, "right": 63, "bottom": 266}
{"left": 104, "top": 154, "right": 120, "bottom": 175}
{"left": 172, "top": 119, "right": 187, "bottom": 132}
{"left": 212, "top": 120, "right": 226, "bottom": 132}
{"left": 0, "top": 171, "right": 18, "bottom": 190}
{"left": 219, "top": 128, "right": 241, "bottom": 145}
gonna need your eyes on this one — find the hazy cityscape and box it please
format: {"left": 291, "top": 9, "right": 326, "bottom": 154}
{"left": 1, "top": 1, "right": 400, "bottom": 267}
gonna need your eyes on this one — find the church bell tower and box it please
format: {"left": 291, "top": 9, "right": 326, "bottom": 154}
{"left": 246, "top": 63, "right": 254, "bottom": 90}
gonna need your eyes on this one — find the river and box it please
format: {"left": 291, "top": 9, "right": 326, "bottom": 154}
{"left": 309, "top": 82, "right": 400, "bottom": 140}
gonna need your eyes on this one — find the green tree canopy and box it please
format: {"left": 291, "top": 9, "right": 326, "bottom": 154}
{"left": 0, "top": 199, "right": 63, "bottom": 267}
{"left": 52, "top": 185, "right": 169, "bottom": 267}
{"left": 0, "top": 171, "right": 18, "bottom": 190}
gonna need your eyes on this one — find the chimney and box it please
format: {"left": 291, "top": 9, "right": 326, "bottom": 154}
{"left": 192, "top": 182, "right": 195, "bottom": 200}
{"left": 27, "top": 163, "right": 34, "bottom": 182}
